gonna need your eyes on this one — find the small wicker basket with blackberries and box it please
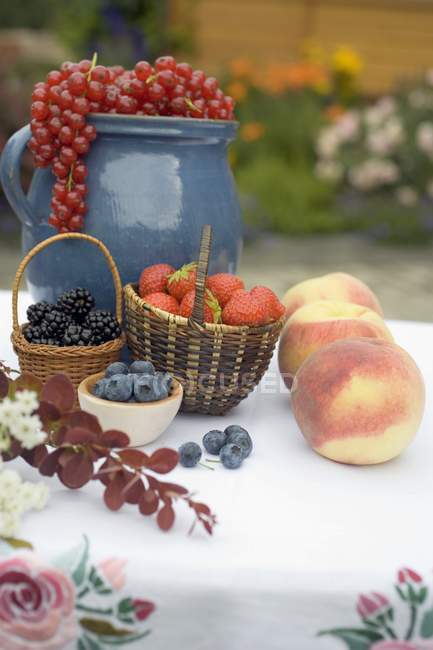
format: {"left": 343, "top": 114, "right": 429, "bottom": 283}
{"left": 11, "top": 233, "right": 125, "bottom": 392}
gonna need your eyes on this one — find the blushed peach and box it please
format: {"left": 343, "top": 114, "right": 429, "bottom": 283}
{"left": 278, "top": 300, "right": 393, "bottom": 388}
{"left": 291, "top": 337, "right": 425, "bottom": 465}
{"left": 282, "top": 272, "right": 383, "bottom": 320}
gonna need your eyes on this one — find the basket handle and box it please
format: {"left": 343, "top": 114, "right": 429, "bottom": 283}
{"left": 190, "top": 224, "right": 212, "bottom": 326}
{"left": 12, "top": 232, "right": 123, "bottom": 334}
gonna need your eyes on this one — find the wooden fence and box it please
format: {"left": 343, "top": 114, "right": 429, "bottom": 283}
{"left": 170, "top": 0, "right": 433, "bottom": 93}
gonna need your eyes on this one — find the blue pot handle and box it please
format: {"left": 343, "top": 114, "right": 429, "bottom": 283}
{"left": 0, "top": 124, "right": 35, "bottom": 227}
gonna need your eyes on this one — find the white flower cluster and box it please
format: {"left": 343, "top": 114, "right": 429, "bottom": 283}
{"left": 0, "top": 390, "right": 45, "bottom": 457}
{"left": 349, "top": 159, "right": 399, "bottom": 192}
{"left": 0, "top": 468, "right": 48, "bottom": 537}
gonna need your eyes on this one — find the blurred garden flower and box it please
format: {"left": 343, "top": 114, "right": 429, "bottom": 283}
{"left": 335, "top": 111, "right": 360, "bottom": 141}
{"left": 396, "top": 186, "right": 419, "bottom": 207}
{"left": 324, "top": 104, "right": 346, "bottom": 122}
{"left": 240, "top": 122, "right": 265, "bottom": 142}
{"left": 409, "top": 89, "right": 430, "bottom": 109}
{"left": 365, "top": 97, "right": 396, "bottom": 128}
{"left": 367, "top": 118, "right": 403, "bottom": 156}
{"left": 416, "top": 122, "right": 433, "bottom": 156}
{"left": 315, "top": 160, "right": 342, "bottom": 182}
{"left": 226, "top": 81, "right": 248, "bottom": 102}
{"left": 229, "top": 57, "right": 253, "bottom": 79}
{"left": 349, "top": 159, "right": 399, "bottom": 191}
{"left": 316, "top": 126, "right": 341, "bottom": 158}
{"left": 332, "top": 45, "right": 363, "bottom": 77}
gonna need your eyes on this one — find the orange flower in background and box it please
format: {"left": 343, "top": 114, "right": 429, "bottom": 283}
{"left": 324, "top": 104, "right": 346, "bottom": 122}
{"left": 229, "top": 57, "right": 253, "bottom": 79}
{"left": 226, "top": 81, "right": 248, "bottom": 102}
{"left": 240, "top": 122, "right": 265, "bottom": 142}
{"left": 255, "top": 61, "right": 329, "bottom": 95}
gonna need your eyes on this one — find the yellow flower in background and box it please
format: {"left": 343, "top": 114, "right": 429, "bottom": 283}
{"left": 332, "top": 46, "right": 363, "bottom": 77}
{"left": 226, "top": 81, "right": 248, "bottom": 102}
{"left": 240, "top": 122, "right": 265, "bottom": 142}
{"left": 229, "top": 57, "right": 253, "bottom": 79}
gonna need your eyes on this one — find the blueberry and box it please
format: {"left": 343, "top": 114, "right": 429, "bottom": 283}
{"left": 225, "top": 425, "right": 253, "bottom": 459}
{"left": 179, "top": 442, "right": 202, "bottom": 468}
{"left": 93, "top": 378, "right": 108, "bottom": 399}
{"left": 105, "top": 374, "right": 134, "bottom": 402}
{"left": 105, "top": 362, "right": 129, "bottom": 379}
{"left": 203, "top": 429, "right": 227, "bottom": 455}
{"left": 129, "top": 360, "right": 155, "bottom": 375}
{"left": 156, "top": 371, "right": 173, "bottom": 392}
{"left": 133, "top": 374, "right": 159, "bottom": 402}
{"left": 153, "top": 373, "right": 171, "bottom": 400}
{"left": 220, "top": 443, "right": 243, "bottom": 469}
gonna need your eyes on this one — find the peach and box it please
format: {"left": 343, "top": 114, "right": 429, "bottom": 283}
{"left": 282, "top": 272, "right": 383, "bottom": 320}
{"left": 291, "top": 337, "right": 425, "bottom": 465}
{"left": 278, "top": 300, "right": 393, "bottom": 388}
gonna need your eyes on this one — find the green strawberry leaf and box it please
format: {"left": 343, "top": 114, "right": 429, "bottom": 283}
{"left": 421, "top": 608, "right": 433, "bottom": 638}
{"left": 395, "top": 585, "right": 407, "bottom": 602}
{"left": 318, "top": 627, "right": 384, "bottom": 650}
{"left": 418, "top": 586, "right": 428, "bottom": 604}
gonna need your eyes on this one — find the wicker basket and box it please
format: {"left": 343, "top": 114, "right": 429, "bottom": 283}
{"left": 12, "top": 233, "right": 125, "bottom": 392}
{"left": 124, "top": 225, "right": 283, "bottom": 415}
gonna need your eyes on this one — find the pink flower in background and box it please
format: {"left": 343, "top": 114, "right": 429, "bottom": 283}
{"left": 372, "top": 643, "right": 433, "bottom": 650}
{"left": 132, "top": 599, "right": 155, "bottom": 622}
{"left": 0, "top": 554, "right": 77, "bottom": 650}
{"left": 98, "top": 557, "right": 127, "bottom": 591}
{"left": 357, "top": 592, "right": 390, "bottom": 619}
{"left": 398, "top": 568, "right": 423, "bottom": 585}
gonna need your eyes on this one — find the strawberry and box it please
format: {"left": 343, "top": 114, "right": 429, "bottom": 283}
{"left": 138, "top": 263, "right": 175, "bottom": 298}
{"left": 167, "top": 262, "right": 197, "bottom": 301}
{"left": 180, "top": 289, "right": 222, "bottom": 323}
{"left": 250, "top": 286, "right": 285, "bottom": 323}
{"left": 206, "top": 273, "right": 245, "bottom": 307}
{"left": 143, "top": 292, "right": 180, "bottom": 314}
{"left": 222, "top": 291, "right": 267, "bottom": 327}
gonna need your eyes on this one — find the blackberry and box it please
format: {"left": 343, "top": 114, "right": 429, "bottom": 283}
{"left": 27, "top": 301, "right": 51, "bottom": 325}
{"left": 40, "top": 309, "right": 71, "bottom": 340}
{"left": 84, "top": 310, "right": 121, "bottom": 345}
{"left": 62, "top": 324, "right": 93, "bottom": 346}
{"left": 24, "top": 324, "right": 59, "bottom": 346}
{"left": 57, "top": 288, "right": 95, "bottom": 321}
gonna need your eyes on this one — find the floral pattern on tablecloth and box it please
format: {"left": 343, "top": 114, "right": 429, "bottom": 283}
{"left": 0, "top": 536, "right": 155, "bottom": 649}
{"left": 319, "top": 568, "right": 433, "bottom": 649}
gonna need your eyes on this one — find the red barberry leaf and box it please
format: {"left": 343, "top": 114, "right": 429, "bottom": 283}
{"left": 41, "top": 374, "right": 75, "bottom": 413}
{"left": 157, "top": 504, "right": 175, "bottom": 531}
{"left": 21, "top": 444, "right": 48, "bottom": 468}
{"left": 87, "top": 445, "right": 109, "bottom": 461}
{"left": 36, "top": 401, "right": 61, "bottom": 429}
{"left": 123, "top": 476, "right": 146, "bottom": 504}
{"left": 58, "top": 448, "right": 76, "bottom": 467}
{"left": 39, "top": 448, "right": 63, "bottom": 476}
{"left": 146, "top": 448, "right": 179, "bottom": 474}
{"left": 0, "top": 371, "right": 9, "bottom": 399}
{"left": 62, "top": 427, "right": 97, "bottom": 445}
{"left": 157, "top": 482, "right": 189, "bottom": 497}
{"left": 203, "top": 520, "right": 213, "bottom": 536}
{"left": 144, "top": 474, "right": 159, "bottom": 490}
{"left": 139, "top": 489, "right": 159, "bottom": 515}
{"left": 118, "top": 449, "right": 149, "bottom": 468}
{"left": 104, "top": 473, "right": 127, "bottom": 511}
{"left": 100, "top": 430, "right": 130, "bottom": 448}
{"left": 65, "top": 410, "right": 102, "bottom": 435}
{"left": 93, "top": 458, "right": 122, "bottom": 485}
{"left": 58, "top": 452, "right": 94, "bottom": 489}
{"left": 11, "top": 373, "right": 43, "bottom": 398}
{"left": 192, "top": 502, "right": 211, "bottom": 516}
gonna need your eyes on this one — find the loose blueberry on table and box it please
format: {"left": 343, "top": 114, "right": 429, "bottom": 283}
{"left": 93, "top": 360, "right": 173, "bottom": 403}
{"left": 28, "top": 55, "right": 236, "bottom": 234}
{"left": 179, "top": 425, "right": 253, "bottom": 471}
{"left": 24, "top": 288, "right": 120, "bottom": 347}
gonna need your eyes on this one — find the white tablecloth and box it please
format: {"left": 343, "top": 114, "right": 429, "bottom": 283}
{"left": 1, "top": 289, "right": 433, "bottom": 650}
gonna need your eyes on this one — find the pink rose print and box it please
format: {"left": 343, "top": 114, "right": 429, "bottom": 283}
{"left": 357, "top": 592, "right": 391, "bottom": 619}
{"left": 0, "top": 554, "right": 78, "bottom": 650}
{"left": 398, "top": 569, "right": 423, "bottom": 585}
{"left": 98, "top": 557, "right": 127, "bottom": 591}
{"left": 132, "top": 599, "right": 155, "bottom": 621}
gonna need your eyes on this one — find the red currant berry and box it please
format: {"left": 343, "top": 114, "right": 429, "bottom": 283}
{"left": 148, "top": 82, "right": 165, "bottom": 102}
{"left": 87, "top": 81, "right": 105, "bottom": 101}
{"left": 75, "top": 183, "right": 87, "bottom": 197}
{"left": 59, "top": 126, "right": 74, "bottom": 145}
{"left": 88, "top": 101, "right": 101, "bottom": 113}
{"left": 215, "top": 88, "right": 224, "bottom": 102}
{"left": 176, "top": 62, "right": 192, "bottom": 80}
{"left": 30, "top": 119, "right": 45, "bottom": 133}
{"left": 48, "top": 85, "right": 62, "bottom": 103}
{"left": 56, "top": 204, "right": 72, "bottom": 221}
{"left": 82, "top": 124, "right": 96, "bottom": 141}
{"left": 67, "top": 113, "right": 86, "bottom": 130}
{"left": 76, "top": 200, "right": 87, "bottom": 215}
{"left": 47, "top": 70, "right": 62, "bottom": 86}
{"left": 192, "top": 70, "right": 206, "bottom": 85}
{"left": 28, "top": 137, "right": 39, "bottom": 152}
{"left": 49, "top": 104, "right": 62, "bottom": 118}
{"left": 202, "top": 77, "right": 218, "bottom": 99}
{"left": 155, "top": 56, "right": 176, "bottom": 72}
{"left": 116, "top": 95, "right": 138, "bottom": 114}
{"left": 52, "top": 160, "right": 69, "bottom": 178}
{"left": 68, "top": 72, "right": 87, "bottom": 96}
{"left": 48, "top": 117, "right": 63, "bottom": 135}
{"left": 134, "top": 60, "right": 153, "bottom": 81}
{"left": 90, "top": 65, "right": 109, "bottom": 83}
{"left": 69, "top": 215, "right": 84, "bottom": 231}
{"left": 48, "top": 214, "right": 61, "bottom": 228}
{"left": 170, "top": 97, "right": 187, "bottom": 115}
{"left": 128, "top": 78, "right": 146, "bottom": 99}
{"left": 34, "top": 156, "right": 50, "bottom": 168}
{"left": 65, "top": 190, "right": 81, "bottom": 209}
{"left": 53, "top": 182, "right": 67, "bottom": 201}
{"left": 59, "top": 90, "right": 73, "bottom": 109}
{"left": 72, "top": 164, "right": 87, "bottom": 182}
{"left": 34, "top": 127, "right": 52, "bottom": 145}
{"left": 218, "top": 108, "right": 228, "bottom": 120}
{"left": 72, "top": 96, "right": 90, "bottom": 115}
{"left": 187, "top": 76, "right": 202, "bottom": 93}
{"left": 59, "top": 146, "right": 77, "bottom": 165}
{"left": 78, "top": 59, "right": 92, "bottom": 73}
{"left": 32, "top": 85, "right": 49, "bottom": 102}
{"left": 39, "top": 144, "right": 56, "bottom": 160}
{"left": 111, "top": 65, "right": 124, "bottom": 77}
{"left": 60, "top": 61, "right": 76, "bottom": 77}
{"left": 31, "top": 101, "right": 49, "bottom": 120}
{"left": 72, "top": 136, "right": 90, "bottom": 154}
{"left": 142, "top": 102, "right": 157, "bottom": 116}
{"left": 158, "top": 70, "right": 176, "bottom": 89}
{"left": 51, "top": 197, "right": 61, "bottom": 212}
{"left": 171, "top": 84, "right": 186, "bottom": 99}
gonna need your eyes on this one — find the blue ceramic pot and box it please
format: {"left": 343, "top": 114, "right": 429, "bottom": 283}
{"left": 0, "top": 115, "right": 242, "bottom": 311}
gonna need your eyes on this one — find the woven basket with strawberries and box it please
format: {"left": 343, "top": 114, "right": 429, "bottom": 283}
{"left": 124, "top": 225, "right": 284, "bottom": 415}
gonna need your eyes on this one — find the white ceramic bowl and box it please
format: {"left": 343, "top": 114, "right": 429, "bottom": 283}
{"left": 78, "top": 372, "right": 183, "bottom": 447}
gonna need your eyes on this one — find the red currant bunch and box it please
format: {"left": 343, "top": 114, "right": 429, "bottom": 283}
{"left": 28, "top": 54, "right": 235, "bottom": 233}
